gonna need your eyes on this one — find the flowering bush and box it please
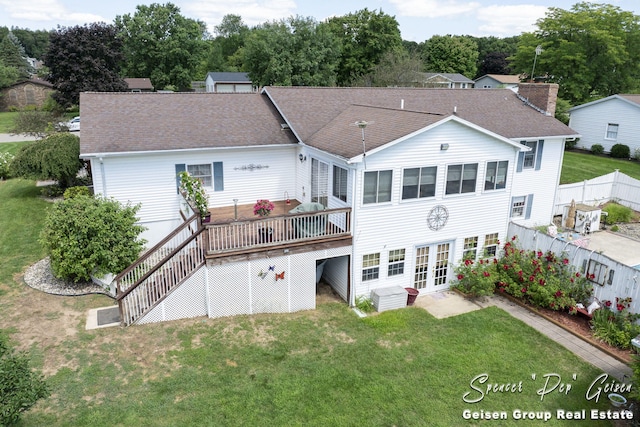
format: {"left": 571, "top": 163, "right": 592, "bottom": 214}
{"left": 253, "top": 199, "right": 274, "bottom": 217}
{"left": 495, "top": 237, "right": 592, "bottom": 311}
{"left": 0, "top": 152, "right": 14, "bottom": 179}
{"left": 452, "top": 257, "right": 498, "bottom": 297}
{"left": 452, "top": 236, "right": 593, "bottom": 309}
{"left": 591, "top": 296, "right": 640, "bottom": 349}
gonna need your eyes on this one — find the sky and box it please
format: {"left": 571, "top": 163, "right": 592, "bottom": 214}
{"left": 0, "top": 0, "right": 638, "bottom": 42}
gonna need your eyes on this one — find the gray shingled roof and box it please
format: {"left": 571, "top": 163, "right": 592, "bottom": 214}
{"left": 264, "top": 86, "right": 577, "bottom": 158}
{"left": 80, "top": 92, "right": 297, "bottom": 155}
{"left": 206, "top": 72, "right": 251, "bottom": 83}
{"left": 124, "top": 78, "right": 154, "bottom": 90}
{"left": 569, "top": 94, "right": 640, "bottom": 112}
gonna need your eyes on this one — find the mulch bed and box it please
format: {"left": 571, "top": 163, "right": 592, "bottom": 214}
{"left": 506, "top": 295, "right": 636, "bottom": 364}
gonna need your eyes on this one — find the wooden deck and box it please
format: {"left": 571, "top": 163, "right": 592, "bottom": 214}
{"left": 208, "top": 199, "right": 301, "bottom": 223}
{"left": 203, "top": 200, "right": 352, "bottom": 259}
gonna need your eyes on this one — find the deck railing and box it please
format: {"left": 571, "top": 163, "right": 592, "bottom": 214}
{"left": 114, "top": 214, "right": 202, "bottom": 294}
{"left": 117, "top": 231, "right": 206, "bottom": 326}
{"left": 205, "top": 207, "right": 351, "bottom": 255}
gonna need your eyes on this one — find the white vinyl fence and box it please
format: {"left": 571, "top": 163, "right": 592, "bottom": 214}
{"left": 554, "top": 170, "right": 640, "bottom": 216}
{"left": 508, "top": 222, "right": 640, "bottom": 314}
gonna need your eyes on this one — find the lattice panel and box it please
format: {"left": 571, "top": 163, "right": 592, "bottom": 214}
{"left": 289, "top": 252, "right": 316, "bottom": 312}
{"left": 251, "top": 258, "right": 290, "bottom": 314}
{"left": 138, "top": 267, "right": 207, "bottom": 324}
{"left": 209, "top": 262, "right": 251, "bottom": 318}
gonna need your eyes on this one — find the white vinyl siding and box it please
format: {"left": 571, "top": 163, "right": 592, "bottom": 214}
{"left": 569, "top": 96, "right": 640, "bottom": 154}
{"left": 350, "top": 119, "right": 516, "bottom": 298}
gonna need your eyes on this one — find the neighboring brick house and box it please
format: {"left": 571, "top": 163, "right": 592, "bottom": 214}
{"left": 0, "top": 78, "right": 54, "bottom": 111}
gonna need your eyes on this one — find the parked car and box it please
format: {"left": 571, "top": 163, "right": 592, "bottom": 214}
{"left": 67, "top": 116, "right": 80, "bottom": 132}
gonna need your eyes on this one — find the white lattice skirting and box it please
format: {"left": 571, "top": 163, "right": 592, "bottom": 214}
{"left": 138, "top": 246, "right": 351, "bottom": 324}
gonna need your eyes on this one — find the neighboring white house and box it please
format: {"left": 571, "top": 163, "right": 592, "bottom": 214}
{"left": 80, "top": 83, "right": 577, "bottom": 325}
{"left": 420, "top": 73, "right": 475, "bottom": 88}
{"left": 474, "top": 74, "right": 521, "bottom": 90}
{"left": 569, "top": 94, "right": 640, "bottom": 155}
{"left": 204, "top": 72, "right": 254, "bottom": 93}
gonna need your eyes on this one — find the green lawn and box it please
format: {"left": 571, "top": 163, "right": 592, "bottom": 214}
{"left": 0, "top": 111, "right": 19, "bottom": 133}
{"left": 0, "top": 179, "right": 618, "bottom": 426}
{"left": 561, "top": 150, "right": 640, "bottom": 184}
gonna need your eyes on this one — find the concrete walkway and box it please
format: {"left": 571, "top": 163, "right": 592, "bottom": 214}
{"left": 415, "top": 291, "right": 633, "bottom": 381}
{"left": 0, "top": 133, "right": 38, "bottom": 142}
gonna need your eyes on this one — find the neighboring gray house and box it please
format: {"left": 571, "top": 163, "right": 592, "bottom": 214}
{"left": 420, "top": 73, "right": 474, "bottom": 88}
{"left": 568, "top": 94, "right": 640, "bottom": 155}
{"left": 205, "top": 72, "right": 254, "bottom": 93}
{"left": 474, "top": 74, "right": 521, "bottom": 89}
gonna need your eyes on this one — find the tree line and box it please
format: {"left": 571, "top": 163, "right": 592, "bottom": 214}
{"left": 1, "top": 1, "right": 639, "bottom": 109}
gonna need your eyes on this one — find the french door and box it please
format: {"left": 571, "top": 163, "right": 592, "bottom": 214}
{"left": 413, "top": 242, "right": 452, "bottom": 293}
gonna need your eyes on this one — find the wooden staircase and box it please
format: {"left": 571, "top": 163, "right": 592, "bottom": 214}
{"left": 115, "top": 214, "right": 206, "bottom": 326}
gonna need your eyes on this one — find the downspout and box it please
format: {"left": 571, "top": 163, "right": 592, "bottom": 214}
{"left": 349, "top": 162, "right": 359, "bottom": 307}
{"left": 99, "top": 157, "right": 107, "bottom": 196}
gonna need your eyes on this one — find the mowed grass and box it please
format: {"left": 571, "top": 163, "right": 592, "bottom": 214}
{"left": 0, "top": 111, "right": 19, "bottom": 133}
{"left": 22, "top": 306, "right": 612, "bottom": 427}
{"left": 0, "top": 179, "right": 616, "bottom": 426}
{"left": 561, "top": 150, "right": 640, "bottom": 184}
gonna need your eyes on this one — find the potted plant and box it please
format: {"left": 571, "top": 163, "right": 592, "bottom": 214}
{"left": 253, "top": 199, "right": 274, "bottom": 217}
{"left": 178, "top": 171, "right": 210, "bottom": 222}
{"left": 254, "top": 199, "right": 275, "bottom": 242}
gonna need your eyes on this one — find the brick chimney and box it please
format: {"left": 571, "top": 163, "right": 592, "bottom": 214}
{"left": 517, "top": 83, "right": 559, "bottom": 117}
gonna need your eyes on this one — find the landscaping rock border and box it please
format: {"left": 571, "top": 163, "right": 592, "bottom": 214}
{"left": 23, "top": 257, "right": 112, "bottom": 297}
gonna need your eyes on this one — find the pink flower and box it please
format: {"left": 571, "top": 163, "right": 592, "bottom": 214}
{"left": 483, "top": 271, "right": 491, "bottom": 277}
{"left": 457, "top": 274, "right": 464, "bottom": 280}
{"left": 563, "top": 258, "right": 569, "bottom": 265}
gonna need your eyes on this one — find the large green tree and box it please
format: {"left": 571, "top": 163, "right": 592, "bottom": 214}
{"left": 9, "top": 27, "right": 50, "bottom": 59}
{"left": 472, "top": 35, "right": 519, "bottom": 77}
{"left": 198, "top": 14, "right": 249, "bottom": 76}
{"left": 421, "top": 35, "right": 478, "bottom": 78}
{"left": 355, "top": 49, "right": 423, "bottom": 87}
{"left": 43, "top": 22, "right": 128, "bottom": 108}
{"left": 243, "top": 16, "right": 340, "bottom": 87}
{"left": 325, "top": 8, "right": 402, "bottom": 86}
{"left": 115, "top": 2, "right": 207, "bottom": 90}
{"left": 0, "top": 32, "right": 31, "bottom": 78}
{"left": 509, "top": 2, "right": 640, "bottom": 104}
{"left": 0, "top": 60, "right": 20, "bottom": 89}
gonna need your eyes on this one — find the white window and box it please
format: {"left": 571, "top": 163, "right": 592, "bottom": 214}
{"left": 605, "top": 123, "right": 619, "bottom": 140}
{"left": 463, "top": 237, "right": 478, "bottom": 260}
{"left": 333, "top": 165, "right": 348, "bottom": 202}
{"left": 445, "top": 163, "right": 477, "bottom": 195}
{"left": 522, "top": 141, "right": 537, "bottom": 169}
{"left": 388, "top": 249, "right": 405, "bottom": 276}
{"left": 187, "top": 164, "right": 212, "bottom": 187}
{"left": 402, "top": 167, "right": 437, "bottom": 199}
{"left": 363, "top": 170, "right": 392, "bottom": 204}
{"left": 362, "top": 253, "right": 380, "bottom": 281}
{"left": 511, "top": 196, "right": 526, "bottom": 217}
{"left": 484, "top": 161, "right": 508, "bottom": 191}
{"left": 484, "top": 233, "right": 499, "bottom": 257}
